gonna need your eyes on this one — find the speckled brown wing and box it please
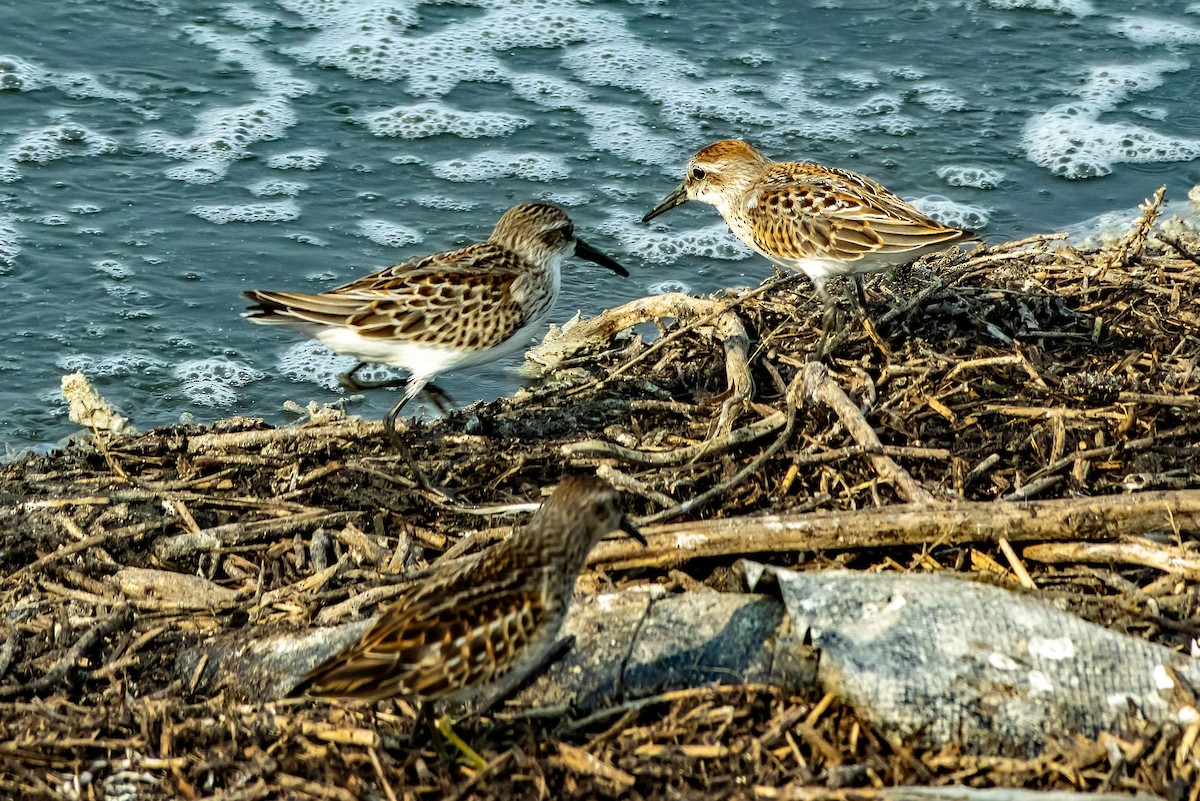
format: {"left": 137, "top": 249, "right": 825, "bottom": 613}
{"left": 245, "top": 243, "right": 534, "bottom": 350}
{"left": 745, "top": 163, "right": 970, "bottom": 264}
{"left": 301, "top": 565, "right": 551, "bottom": 701}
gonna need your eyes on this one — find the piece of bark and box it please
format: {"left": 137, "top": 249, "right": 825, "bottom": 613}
{"left": 112, "top": 567, "right": 239, "bottom": 609}
{"left": 178, "top": 619, "right": 374, "bottom": 702}
{"left": 749, "top": 563, "right": 1200, "bottom": 755}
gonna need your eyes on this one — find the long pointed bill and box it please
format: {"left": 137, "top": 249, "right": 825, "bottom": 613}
{"left": 641, "top": 182, "right": 689, "bottom": 223}
{"left": 574, "top": 238, "right": 629, "bottom": 277}
{"left": 619, "top": 514, "right": 647, "bottom": 546}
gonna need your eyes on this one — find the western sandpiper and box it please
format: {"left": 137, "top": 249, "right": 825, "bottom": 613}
{"left": 294, "top": 475, "right": 645, "bottom": 768}
{"left": 643, "top": 139, "right": 977, "bottom": 349}
{"left": 243, "top": 203, "right": 629, "bottom": 436}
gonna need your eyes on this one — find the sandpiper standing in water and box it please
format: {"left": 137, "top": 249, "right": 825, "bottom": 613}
{"left": 243, "top": 203, "right": 629, "bottom": 437}
{"left": 293, "top": 475, "right": 645, "bottom": 769}
{"left": 642, "top": 139, "right": 977, "bottom": 352}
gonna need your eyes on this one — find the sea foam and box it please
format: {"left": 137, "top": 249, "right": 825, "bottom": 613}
{"left": 1022, "top": 61, "right": 1200, "bottom": 179}
{"left": 277, "top": 340, "right": 402, "bottom": 392}
{"left": 3, "top": 124, "right": 118, "bottom": 173}
{"left": 937, "top": 165, "right": 1005, "bottom": 190}
{"left": 0, "top": 215, "right": 20, "bottom": 273}
{"left": 431, "top": 151, "right": 570, "bottom": 182}
{"left": 0, "top": 54, "right": 138, "bottom": 100}
{"left": 175, "top": 357, "right": 266, "bottom": 407}
{"left": 191, "top": 200, "right": 301, "bottom": 224}
{"left": 908, "top": 196, "right": 991, "bottom": 230}
{"left": 357, "top": 219, "right": 424, "bottom": 248}
{"left": 138, "top": 25, "right": 310, "bottom": 184}
{"left": 362, "top": 102, "right": 528, "bottom": 139}
{"left": 983, "top": 0, "right": 1095, "bottom": 15}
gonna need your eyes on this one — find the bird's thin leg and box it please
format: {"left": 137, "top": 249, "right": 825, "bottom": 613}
{"left": 338, "top": 362, "right": 369, "bottom": 391}
{"left": 383, "top": 379, "right": 457, "bottom": 498}
{"left": 810, "top": 277, "right": 838, "bottom": 360}
{"left": 383, "top": 378, "right": 437, "bottom": 489}
{"left": 852, "top": 275, "right": 868, "bottom": 311}
{"left": 846, "top": 276, "right": 890, "bottom": 357}
{"left": 417, "top": 705, "right": 452, "bottom": 764}
{"left": 816, "top": 300, "right": 838, "bottom": 360}
{"left": 339, "top": 362, "right": 408, "bottom": 392}
{"left": 421, "top": 383, "right": 456, "bottom": 416}
{"left": 383, "top": 377, "right": 426, "bottom": 443}
{"left": 436, "top": 713, "right": 488, "bottom": 771}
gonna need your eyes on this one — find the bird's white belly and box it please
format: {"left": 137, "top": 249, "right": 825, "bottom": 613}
{"left": 771, "top": 254, "right": 886, "bottom": 281}
{"left": 314, "top": 320, "right": 543, "bottom": 380}
{"left": 771, "top": 244, "right": 958, "bottom": 282}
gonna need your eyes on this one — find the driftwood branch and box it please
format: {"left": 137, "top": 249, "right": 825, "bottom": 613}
{"left": 1023, "top": 538, "right": 1200, "bottom": 580}
{"left": 562, "top": 411, "right": 786, "bottom": 466}
{"left": 590, "top": 489, "right": 1200, "bottom": 571}
{"left": 802, "top": 362, "right": 936, "bottom": 505}
{"left": 533, "top": 292, "right": 758, "bottom": 434}
{"left": 154, "top": 510, "right": 364, "bottom": 560}
{"left": 185, "top": 418, "right": 383, "bottom": 453}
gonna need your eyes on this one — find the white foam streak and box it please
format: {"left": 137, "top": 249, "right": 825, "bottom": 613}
{"left": 138, "top": 25, "right": 310, "bottom": 184}
{"left": 362, "top": 103, "right": 528, "bottom": 139}
{"left": 1022, "top": 61, "right": 1200, "bottom": 179}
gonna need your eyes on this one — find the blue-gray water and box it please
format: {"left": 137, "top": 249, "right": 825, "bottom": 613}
{"left": 2, "top": 0, "right": 1199, "bottom": 454}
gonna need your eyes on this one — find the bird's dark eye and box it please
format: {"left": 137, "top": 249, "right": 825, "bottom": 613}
{"left": 690, "top": 166, "right": 707, "bottom": 181}
{"left": 541, "top": 226, "right": 571, "bottom": 247}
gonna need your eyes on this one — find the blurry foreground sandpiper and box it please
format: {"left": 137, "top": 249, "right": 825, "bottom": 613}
{"left": 243, "top": 203, "right": 629, "bottom": 438}
{"left": 643, "top": 139, "right": 977, "bottom": 351}
{"left": 293, "top": 475, "right": 645, "bottom": 769}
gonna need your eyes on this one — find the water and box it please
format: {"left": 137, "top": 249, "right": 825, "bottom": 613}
{"left": 2, "top": 0, "right": 1199, "bottom": 454}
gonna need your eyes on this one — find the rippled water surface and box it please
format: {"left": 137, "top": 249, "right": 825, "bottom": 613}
{"left": 2, "top": 0, "right": 1199, "bottom": 452}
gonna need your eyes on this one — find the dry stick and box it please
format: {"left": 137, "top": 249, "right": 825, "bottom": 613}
{"left": 0, "top": 636, "right": 18, "bottom": 679}
{"left": 315, "top": 577, "right": 422, "bottom": 625}
{"left": 90, "top": 624, "right": 169, "bottom": 680}
{"left": 1159, "top": 232, "right": 1200, "bottom": 268}
{"left": 185, "top": 418, "right": 383, "bottom": 453}
{"left": 1026, "top": 420, "right": 1200, "bottom": 484}
{"left": 714, "top": 310, "right": 753, "bottom": 436}
{"left": 90, "top": 427, "right": 128, "bottom": 481}
{"left": 594, "top": 465, "right": 677, "bottom": 508}
{"left": 588, "top": 488, "right": 1200, "bottom": 571}
{"left": 0, "top": 607, "right": 131, "bottom": 697}
{"left": 1002, "top": 475, "right": 1063, "bottom": 502}
{"left": 977, "top": 230, "right": 1070, "bottom": 256}
{"left": 753, "top": 789, "right": 1152, "bottom": 801}
{"left": 1094, "top": 184, "right": 1167, "bottom": 280}
{"left": 1118, "top": 391, "right": 1200, "bottom": 408}
{"left": 553, "top": 743, "right": 636, "bottom": 792}
{"left": 1023, "top": 538, "right": 1200, "bottom": 581}
{"left": 562, "top": 411, "right": 786, "bottom": 467}
{"left": 53, "top": 487, "right": 324, "bottom": 514}
{"left": 154, "top": 510, "right": 363, "bottom": 560}
{"left": 801, "top": 362, "right": 936, "bottom": 505}
{"left": 997, "top": 537, "right": 1037, "bottom": 589}
{"left": 636, "top": 373, "right": 804, "bottom": 525}
{"left": 557, "top": 293, "right": 757, "bottom": 434}
{"left": 561, "top": 279, "right": 794, "bottom": 401}
{"left": 3, "top": 519, "right": 168, "bottom": 587}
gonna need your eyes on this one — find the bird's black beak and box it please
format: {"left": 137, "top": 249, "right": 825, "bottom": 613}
{"left": 641, "top": 182, "right": 689, "bottom": 223}
{"left": 619, "top": 514, "right": 647, "bottom": 546}
{"left": 574, "top": 238, "right": 629, "bottom": 277}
